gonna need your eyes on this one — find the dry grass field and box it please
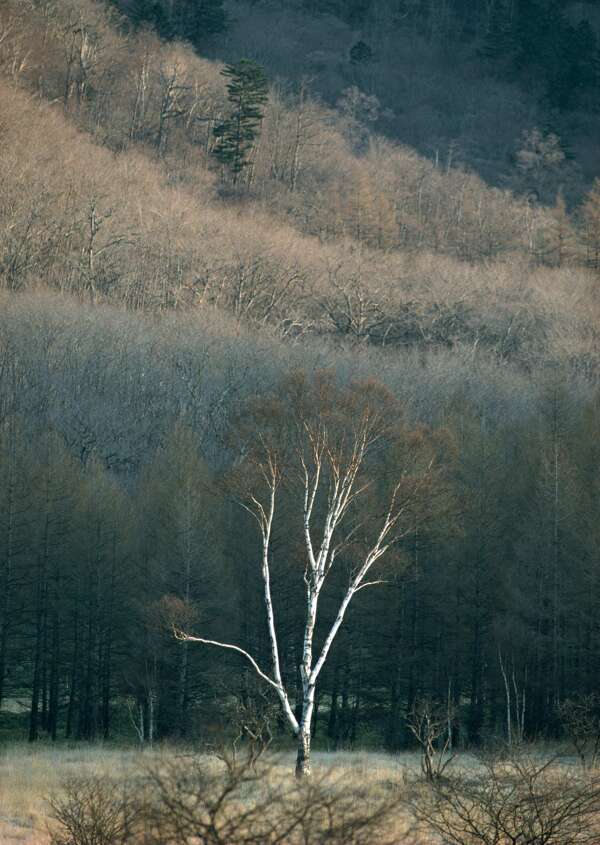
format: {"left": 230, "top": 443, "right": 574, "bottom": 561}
{"left": 0, "top": 745, "right": 144, "bottom": 844}
{"left": 0, "top": 746, "right": 411, "bottom": 844}
{"left": 0, "top": 743, "right": 595, "bottom": 845}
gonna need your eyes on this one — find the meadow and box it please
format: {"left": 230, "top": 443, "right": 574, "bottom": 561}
{"left": 0, "top": 744, "right": 447, "bottom": 844}
{"left": 0, "top": 742, "right": 595, "bottom": 845}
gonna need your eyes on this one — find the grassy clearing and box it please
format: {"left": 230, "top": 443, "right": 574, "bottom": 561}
{"left": 0, "top": 745, "right": 154, "bottom": 844}
{"left": 0, "top": 745, "right": 413, "bottom": 842}
{"left": 0, "top": 743, "right": 586, "bottom": 845}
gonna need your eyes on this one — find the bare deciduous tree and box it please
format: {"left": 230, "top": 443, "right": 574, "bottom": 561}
{"left": 407, "top": 697, "right": 456, "bottom": 782}
{"left": 176, "top": 372, "right": 436, "bottom": 776}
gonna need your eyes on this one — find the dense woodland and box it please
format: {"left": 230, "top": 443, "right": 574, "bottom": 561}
{"left": 1, "top": 0, "right": 600, "bottom": 753}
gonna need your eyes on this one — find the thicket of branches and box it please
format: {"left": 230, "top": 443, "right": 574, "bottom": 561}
{"left": 410, "top": 754, "right": 600, "bottom": 845}
{"left": 48, "top": 752, "right": 406, "bottom": 845}
{"left": 47, "top": 750, "right": 600, "bottom": 845}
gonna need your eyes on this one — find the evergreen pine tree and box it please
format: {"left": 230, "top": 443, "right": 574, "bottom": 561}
{"left": 350, "top": 40, "right": 374, "bottom": 66}
{"left": 212, "top": 60, "right": 269, "bottom": 185}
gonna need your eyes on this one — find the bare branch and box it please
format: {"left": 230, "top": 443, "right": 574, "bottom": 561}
{"left": 173, "top": 630, "right": 280, "bottom": 692}
{"left": 355, "top": 579, "right": 389, "bottom": 593}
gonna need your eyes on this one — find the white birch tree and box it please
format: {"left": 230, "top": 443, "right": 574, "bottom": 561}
{"left": 175, "top": 372, "right": 435, "bottom": 776}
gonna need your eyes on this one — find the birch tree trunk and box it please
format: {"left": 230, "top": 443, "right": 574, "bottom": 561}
{"left": 296, "top": 685, "right": 316, "bottom": 776}
{"left": 175, "top": 376, "right": 434, "bottom": 776}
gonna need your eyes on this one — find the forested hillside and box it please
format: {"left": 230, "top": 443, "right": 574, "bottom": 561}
{"left": 1, "top": 0, "right": 600, "bottom": 751}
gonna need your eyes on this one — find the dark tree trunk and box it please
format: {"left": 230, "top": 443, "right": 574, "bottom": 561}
{"left": 66, "top": 603, "right": 80, "bottom": 739}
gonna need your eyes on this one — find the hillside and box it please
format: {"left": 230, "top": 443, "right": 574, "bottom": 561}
{"left": 120, "top": 0, "right": 600, "bottom": 196}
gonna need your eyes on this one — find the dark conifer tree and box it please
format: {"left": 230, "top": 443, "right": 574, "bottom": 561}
{"left": 212, "top": 60, "right": 269, "bottom": 185}
{"left": 350, "top": 41, "right": 374, "bottom": 66}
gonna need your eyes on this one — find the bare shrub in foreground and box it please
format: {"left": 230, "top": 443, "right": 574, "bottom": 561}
{"left": 48, "top": 775, "right": 143, "bottom": 845}
{"left": 49, "top": 752, "right": 410, "bottom": 845}
{"left": 411, "top": 754, "right": 600, "bottom": 845}
{"left": 144, "top": 752, "right": 407, "bottom": 845}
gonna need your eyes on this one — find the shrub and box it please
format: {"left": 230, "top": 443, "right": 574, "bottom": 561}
{"left": 411, "top": 754, "right": 600, "bottom": 845}
{"left": 49, "top": 752, "right": 407, "bottom": 845}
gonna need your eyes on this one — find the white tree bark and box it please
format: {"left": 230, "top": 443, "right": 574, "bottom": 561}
{"left": 176, "top": 410, "right": 430, "bottom": 776}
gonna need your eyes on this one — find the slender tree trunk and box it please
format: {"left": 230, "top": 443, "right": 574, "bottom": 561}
{"left": 147, "top": 664, "right": 157, "bottom": 746}
{"left": 0, "top": 558, "right": 11, "bottom": 710}
{"left": 29, "top": 645, "right": 41, "bottom": 742}
{"left": 41, "top": 617, "right": 49, "bottom": 733}
{"left": 328, "top": 661, "right": 340, "bottom": 743}
{"left": 385, "top": 582, "right": 405, "bottom": 750}
{"left": 30, "top": 496, "right": 50, "bottom": 742}
{"left": 178, "top": 638, "right": 189, "bottom": 736}
{"left": 101, "top": 535, "right": 117, "bottom": 740}
{"left": 296, "top": 589, "right": 317, "bottom": 776}
{"left": 350, "top": 677, "right": 362, "bottom": 748}
{"left": 47, "top": 532, "right": 62, "bottom": 741}
{"left": 137, "top": 699, "right": 145, "bottom": 744}
{"left": 289, "top": 83, "right": 308, "bottom": 192}
{"left": 552, "top": 416, "right": 561, "bottom": 708}
{"left": 312, "top": 693, "right": 320, "bottom": 739}
{"left": 29, "top": 613, "right": 42, "bottom": 743}
{"left": 295, "top": 684, "right": 316, "bottom": 778}
{"left": 499, "top": 648, "right": 512, "bottom": 747}
{"left": 339, "top": 662, "right": 351, "bottom": 747}
{"left": 29, "top": 569, "right": 46, "bottom": 742}
{"left": 148, "top": 694, "right": 155, "bottom": 745}
{"left": 48, "top": 607, "right": 60, "bottom": 741}
{"left": 0, "top": 426, "right": 17, "bottom": 711}
{"left": 66, "top": 599, "right": 79, "bottom": 739}
{"left": 178, "top": 517, "right": 192, "bottom": 737}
